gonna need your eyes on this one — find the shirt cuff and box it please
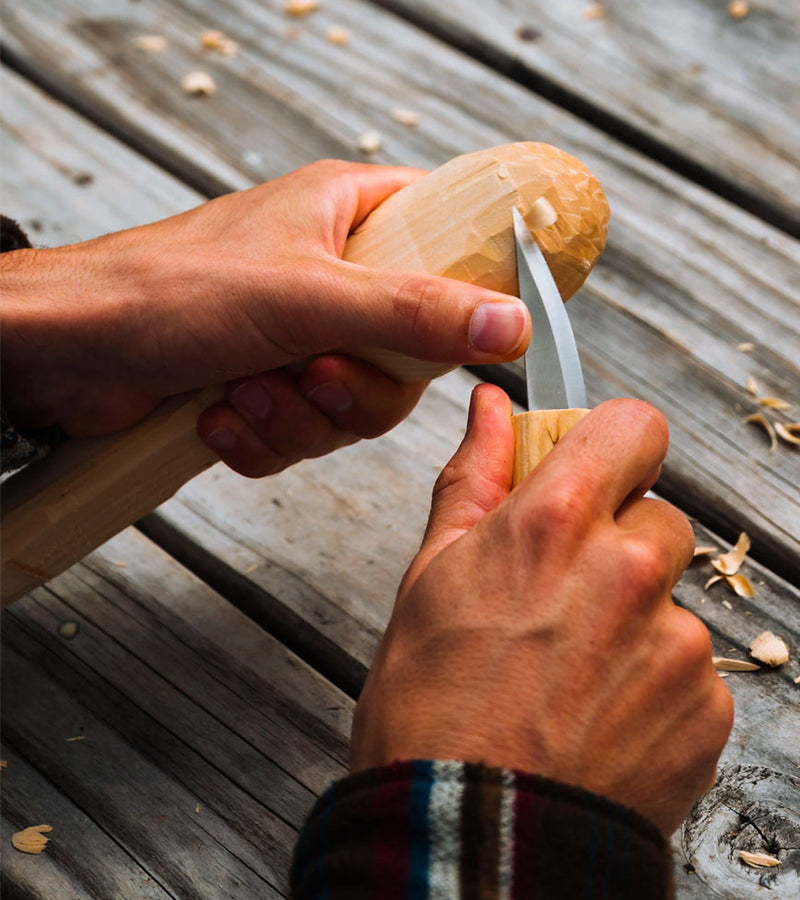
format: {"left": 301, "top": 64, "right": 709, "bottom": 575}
{"left": 291, "top": 760, "right": 673, "bottom": 899}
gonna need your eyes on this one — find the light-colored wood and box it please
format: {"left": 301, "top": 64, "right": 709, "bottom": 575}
{"left": 1, "top": 140, "right": 607, "bottom": 604}
{"left": 3, "top": 0, "right": 798, "bottom": 580}
{"left": 511, "top": 408, "right": 589, "bottom": 487}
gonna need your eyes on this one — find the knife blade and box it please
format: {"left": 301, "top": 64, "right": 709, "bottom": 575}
{"left": 511, "top": 207, "right": 590, "bottom": 486}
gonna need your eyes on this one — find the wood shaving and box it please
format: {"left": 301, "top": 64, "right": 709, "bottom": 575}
{"left": 58, "top": 620, "right": 79, "bottom": 639}
{"left": 65, "top": 736, "right": 85, "bottom": 742}
{"left": 528, "top": 197, "right": 558, "bottom": 230}
{"left": 12, "top": 825, "right": 52, "bottom": 854}
{"left": 0, "top": 760, "right": 7, "bottom": 769}
{"left": 725, "top": 573, "right": 755, "bottom": 598}
{"left": 722, "top": 599, "right": 733, "bottom": 610}
{"left": 794, "top": 674, "right": 800, "bottom": 684}
{"left": 392, "top": 108, "right": 421, "bottom": 127}
{"left": 745, "top": 376, "right": 759, "bottom": 395}
{"left": 739, "top": 850, "right": 779, "bottom": 867}
{"left": 745, "top": 412, "right": 778, "bottom": 451}
{"left": 705, "top": 574, "right": 724, "bottom": 591}
{"left": 181, "top": 71, "right": 216, "bottom": 96}
{"left": 326, "top": 26, "right": 351, "bottom": 46}
{"left": 200, "top": 30, "right": 239, "bottom": 56}
{"left": 738, "top": 342, "right": 755, "bottom": 352}
{"left": 133, "top": 35, "right": 168, "bottom": 53}
{"left": 712, "top": 532, "right": 750, "bottom": 575}
{"left": 728, "top": 1, "right": 749, "bottom": 20}
{"left": 713, "top": 657, "right": 760, "bottom": 671}
{"left": 757, "top": 396, "right": 793, "bottom": 411}
{"left": 356, "top": 130, "right": 382, "bottom": 154}
{"left": 776, "top": 422, "right": 800, "bottom": 446}
{"left": 693, "top": 545, "right": 718, "bottom": 557}
{"left": 113, "top": 560, "right": 129, "bottom": 568}
{"left": 285, "top": 0, "right": 321, "bottom": 17}
{"left": 711, "top": 531, "right": 750, "bottom": 575}
{"left": 749, "top": 631, "right": 789, "bottom": 666}
{"left": 582, "top": 3, "right": 605, "bottom": 20}
{"left": 195, "top": 802, "right": 201, "bottom": 814}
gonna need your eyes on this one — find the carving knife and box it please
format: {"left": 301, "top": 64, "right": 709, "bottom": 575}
{"left": 511, "top": 207, "right": 589, "bottom": 486}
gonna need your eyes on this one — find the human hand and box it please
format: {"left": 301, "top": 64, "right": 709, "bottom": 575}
{"left": 1, "top": 162, "right": 529, "bottom": 476}
{"left": 351, "top": 385, "right": 733, "bottom": 835}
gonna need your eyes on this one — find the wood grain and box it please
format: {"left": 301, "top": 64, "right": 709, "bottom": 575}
{"left": 3, "top": 0, "right": 798, "bottom": 579}
{"left": 370, "top": 0, "right": 800, "bottom": 235}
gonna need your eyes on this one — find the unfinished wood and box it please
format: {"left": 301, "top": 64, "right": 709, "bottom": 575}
{"left": 2, "top": 138, "right": 609, "bottom": 604}
{"left": 371, "top": 0, "right": 800, "bottom": 235}
{"left": 3, "top": 0, "right": 798, "bottom": 577}
{"left": 1, "top": 747, "right": 173, "bottom": 900}
{"left": 2, "top": 527, "right": 352, "bottom": 899}
{"left": 511, "top": 408, "right": 589, "bottom": 486}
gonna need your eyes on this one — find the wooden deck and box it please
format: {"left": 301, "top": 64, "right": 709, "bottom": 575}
{"left": 2, "top": 2, "right": 798, "bottom": 897}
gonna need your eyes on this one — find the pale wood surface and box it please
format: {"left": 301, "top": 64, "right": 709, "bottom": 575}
{"left": 511, "top": 408, "right": 589, "bottom": 486}
{"left": 2, "top": 2, "right": 800, "bottom": 897}
{"left": 4, "top": 0, "right": 798, "bottom": 582}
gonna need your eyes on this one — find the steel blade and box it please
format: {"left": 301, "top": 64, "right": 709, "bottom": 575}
{"left": 513, "top": 208, "right": 587, "bottom": 410}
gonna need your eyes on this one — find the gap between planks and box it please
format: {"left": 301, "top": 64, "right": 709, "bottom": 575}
{"left": 363, "top": 0, "right": 800, "bottom": 239}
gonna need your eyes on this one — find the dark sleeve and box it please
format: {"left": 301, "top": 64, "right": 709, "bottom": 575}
{"left": 291, "top": 760, "right": 673, "bottom": 900}
{"left": 1, "top": 215, "right": 67, "bottom": 473}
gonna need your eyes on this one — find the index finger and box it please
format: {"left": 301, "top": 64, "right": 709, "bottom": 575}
{"left": 519, "top": 398, "right": 669, "bottom": 516}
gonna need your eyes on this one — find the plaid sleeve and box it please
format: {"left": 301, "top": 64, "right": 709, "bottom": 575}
{"left": 291, "top": 760, "right": 673, "bottom": 900}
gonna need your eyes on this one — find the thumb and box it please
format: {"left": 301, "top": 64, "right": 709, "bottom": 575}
{"left": 402, "top": 384, "right": 514, "bottom": 591}
{"left": 291, "top": 260, "right": 530, "bottom": 369}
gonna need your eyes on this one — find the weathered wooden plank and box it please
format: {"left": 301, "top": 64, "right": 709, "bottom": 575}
{"left": 2, "top": 527, "right": 351, "bottom": 899}
{"left": 3, "top": 0, "right": 798, "bottom": 579}
{"left": 371, "top": 0, "right": 800, "bottom": 236}
{"left": 1, "top": 746, "right": 174, "bottom": 900}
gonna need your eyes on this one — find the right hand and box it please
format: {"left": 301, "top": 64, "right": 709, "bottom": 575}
{"left": 351, "top": 385, "right": 734, "bottom": 835}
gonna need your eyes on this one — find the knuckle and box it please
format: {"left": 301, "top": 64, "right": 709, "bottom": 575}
{"left": 392, "top": 277, "right": 446, "bottom": 344}
{"left": 668, "top": 610, "right": 713, "bottom": 668}
{"left": 623, "top": 537, "right": 671, "bottom": 594}
{"left": 529, "top": 476, "right": 590, "bottom": 543}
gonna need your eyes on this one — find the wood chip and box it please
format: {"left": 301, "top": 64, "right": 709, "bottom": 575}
{"left": 713, "top": 657, "right": 760, "bottom": 671}
{"left": 582, "top": 3, "right": 605, "bottom": 20}
{"left": 738, "top": 342, "right": 755, "bottom": 352}
{"left": 757, "top": 396, "right": 793, "bottom": 411}
{"left": 745, "top": 412, "right": 778, "bottom": 451}
{"left": 285, "top": 0, "right": 321, "bottom": 17}
{"left": 749, "top": 631, "right": 789, "bottom": 666}
{"left": 722, "top": 599, "right": 733, "bottom": 610}
{"left": 705, "top": 574, "right": 724, "bottom": 591}
{"left": 776, "top": 422, "right": 800, "bottom": 446}
{"left": 725, "top": 573, "right": 755, "bottom": 599}
{"left": 12, "top": 825, "right": 52, "bottom": 854}
{"left": 133, "top": 34, "right": 168, "bottom": 53}
{"left": 745, "top": 376, "right": 759, "bottom": 395}
{"left": 0, "top": 760, "right": 7, "bottom": 769}
{"left": 712, "top": 532, "right": 750, "bottom": 575}
{"left": 528, "top": 197, "right": 558, "bottom": 230}
{"left": 356, "top": 130, "right": 382, "bottom": 154}
{"left": 195, "top": 802, "right": 201, "bottom": 814}
{"left": 392, "top": 108, "right": 421, "bottom": 127}
{"left": 65, "top": 736, "right": 85, "bottom": 742}
{"left": 326, "top": 26, "right": 351, "bottom": 46}
{"left": 693, "top": 545, "right": 718, "bottom": 558}
{"left": 200, "top": 30, "right": 239, "bottom": 56}
{"left": 728, "top": 1, "right": 750, "bottom": 20}
{"left": 181, "top": 71, "right": 216, "bottom": 96}
{"left": 794, "top": 674, "right": 800, "bottom": 684}
{"left": 58, "top": 620, "right": 79, "bottom": 639}
{"left": 739, "top": 850, "right": 780, "bottom": 868}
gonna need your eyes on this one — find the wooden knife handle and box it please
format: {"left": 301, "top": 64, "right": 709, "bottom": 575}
{"left": 2, "top": 142, "right": 608, "bottom": 604}
{"left": 511, "top": 408, "right": 590, "bottom": 487}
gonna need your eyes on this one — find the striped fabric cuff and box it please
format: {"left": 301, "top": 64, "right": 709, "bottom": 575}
{"left": 290, "top": 760, "right": 672, "bottom": 900}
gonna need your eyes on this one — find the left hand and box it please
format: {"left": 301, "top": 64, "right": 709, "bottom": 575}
{"left": 1, "top": 161, "right": 529, "bottom": 477}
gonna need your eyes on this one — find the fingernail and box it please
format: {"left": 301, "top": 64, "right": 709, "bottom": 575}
{"left": 469, "top": 301, "right": 526, "bottom": 354}
{"left": 231, "top": 382, "right": 272, "bottom": 420}
{"left": 206, "top": 428, "right": 237, "bottom": 452}
{"left": 305, "top": 380, "right": 354, "bottom": 414}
